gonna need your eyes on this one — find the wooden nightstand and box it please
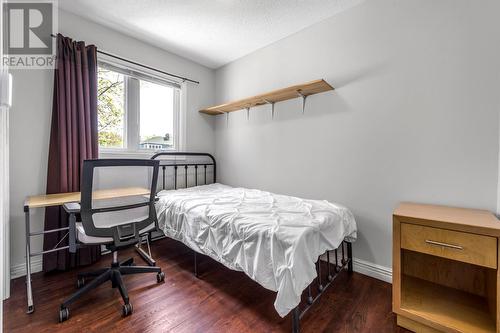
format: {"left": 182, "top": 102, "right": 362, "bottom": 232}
{"left": 393, "top": 203, "right": 500, "bottom": 333}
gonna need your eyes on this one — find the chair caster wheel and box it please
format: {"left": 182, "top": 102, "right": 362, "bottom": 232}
{"left": 157, "top": 271, "right": 165, "bottom": 283}
{"left": 76, "top": 277, "right": 85, "bottom": 289}
{"left": 122, "top": 303, "right": 133, "bottom": 317}
{"left": 59, "top": 307, "right": 69, "bottom": 322}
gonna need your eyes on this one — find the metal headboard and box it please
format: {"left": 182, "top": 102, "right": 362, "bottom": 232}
{"left": 151, "top": 152, "right": 216, "bottom": 191}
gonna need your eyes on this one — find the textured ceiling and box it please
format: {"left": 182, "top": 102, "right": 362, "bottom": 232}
{"left": 59, "top": 0, "right": 363, "bottom": 68}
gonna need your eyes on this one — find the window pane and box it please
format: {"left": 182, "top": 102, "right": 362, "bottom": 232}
{"left": 139, "top": 80, "right": 174, "bottom": 150}
{"left": 97, "top": 68, "right": 125, "bottom": 148}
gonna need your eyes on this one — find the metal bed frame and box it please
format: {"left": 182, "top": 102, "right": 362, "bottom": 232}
{"left": 150, "top": 152, "right": 353, "bottom": 333}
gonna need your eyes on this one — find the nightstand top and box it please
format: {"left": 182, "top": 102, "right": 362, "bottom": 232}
{"left": 394, "top": 202, "right": 500, "bottom": 237}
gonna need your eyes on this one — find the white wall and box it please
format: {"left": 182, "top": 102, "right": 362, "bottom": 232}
{"left": 214, "top": 0, "right": 500, "bottom": 271}
{"left": 9, "top": 9, "right": 215, "bottom": 277}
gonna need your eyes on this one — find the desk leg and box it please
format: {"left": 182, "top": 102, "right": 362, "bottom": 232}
{"left": 68, "top": 213, "right": 76, "bottom": 253}
{"left": 24, "top": 207, "right": 34, "bottom": 313}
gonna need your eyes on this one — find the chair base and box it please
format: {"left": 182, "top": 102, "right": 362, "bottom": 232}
{"left": 59, "top": 254, "right": 164, "bottom": 323}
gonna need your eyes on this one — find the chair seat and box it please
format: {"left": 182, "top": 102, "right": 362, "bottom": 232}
{"left": 76, "top": 222, "right": 156, "bottom": 244}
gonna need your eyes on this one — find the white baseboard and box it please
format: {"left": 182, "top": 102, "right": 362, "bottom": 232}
{"left": 320, "top": 251, "right": 392, "bottom": 283}
{"left": 352, "top": 257, "right": 392, "bottom": 283}
{"left": 10, "top": 254, "right": 392, "bottom": 285}
{"left": 10, "top": 257, "right": 43, "bottom": 280}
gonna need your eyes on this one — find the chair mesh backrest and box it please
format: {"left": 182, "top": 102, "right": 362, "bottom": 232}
{"left": 80, "top": 159, "right": 159, "bottom": 244}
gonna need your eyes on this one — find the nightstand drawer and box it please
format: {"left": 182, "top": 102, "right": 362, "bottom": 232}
{"left": 401, "top": 223, "right": 497, "bottom": 268}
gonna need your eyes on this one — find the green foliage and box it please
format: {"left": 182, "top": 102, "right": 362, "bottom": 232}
{"left": 97, "top": 68, "right": 124, "bottom": 147}
{"left": 98, "top": 131, "right": 123, "bottom": 147}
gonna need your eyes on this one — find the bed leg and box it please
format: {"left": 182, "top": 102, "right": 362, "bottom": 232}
{"left": 334, "top": 249, "right": 339, "bottom": 272}
{"left": 291, "top": 307, "right": 300, "bottom": 333}
{"left": 316, "top": 261, "right": 323, "bottom": 292}
{"left": 194, "top": 251, "right": 199, "bottom": 278}
{"left": 347, "top": 242, "right": 353, "bottom": 274}
{"left": 327, "top": 251, "right": 332, "bottom": 281}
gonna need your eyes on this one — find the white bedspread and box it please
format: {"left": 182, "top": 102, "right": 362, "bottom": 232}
{"left": 155, "top": 183, "right": 357, "bottom": 317}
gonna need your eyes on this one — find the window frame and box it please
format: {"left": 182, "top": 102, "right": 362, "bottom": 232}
{"left": 97, "top": 56, "right": 185, "bottom": 157}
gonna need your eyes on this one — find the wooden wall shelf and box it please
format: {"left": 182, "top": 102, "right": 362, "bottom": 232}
{"left": 199, "top": 79, "right": 334, "bottom": 115}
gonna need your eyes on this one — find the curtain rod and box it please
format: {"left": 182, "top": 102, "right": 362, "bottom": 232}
{"left": 50, "top": 34, "right": 200, "bottom": 85}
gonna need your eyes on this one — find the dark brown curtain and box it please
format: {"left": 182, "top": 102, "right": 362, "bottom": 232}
{"left": 43, "top": 34, "right": 100, "bottom": 272}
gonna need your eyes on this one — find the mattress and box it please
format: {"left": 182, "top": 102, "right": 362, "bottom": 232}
{"left": 155, "top": 183, "right": 357, "bottom": 317}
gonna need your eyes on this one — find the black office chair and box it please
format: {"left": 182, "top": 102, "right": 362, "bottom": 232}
{"left": 58, "top": 159, "right": 165, "bottom": 322}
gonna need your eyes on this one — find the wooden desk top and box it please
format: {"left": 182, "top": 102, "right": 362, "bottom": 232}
{"left": 394, "top": 202, "right": 500, "bottom": 237}
{"left": 25, "top": 187, "right": 151, "bottom": 209}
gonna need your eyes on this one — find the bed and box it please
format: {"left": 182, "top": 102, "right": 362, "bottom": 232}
{"left": 150, "top": 152, "right": 357, "bottom": 333}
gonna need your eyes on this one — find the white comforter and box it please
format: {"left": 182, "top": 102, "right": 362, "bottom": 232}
{"left": 155, "top": 183, "right": 357, "bottom": 317}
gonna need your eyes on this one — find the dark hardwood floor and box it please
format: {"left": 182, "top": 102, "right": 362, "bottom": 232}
{"left": 3, "top": 238, "right": 408, "bottom": 332}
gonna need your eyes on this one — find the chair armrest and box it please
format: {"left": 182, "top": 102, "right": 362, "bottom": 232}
{"left": 63, "top": 203, "right": 80, "bottom": 253}
{"left": 63, "top": 202, "right": 81, "bottom": 214}
{"left": 142, "top": 195, "right": 160, "bottom": 202}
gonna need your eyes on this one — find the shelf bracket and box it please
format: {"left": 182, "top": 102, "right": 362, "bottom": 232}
{"left": 225, "top": 112, "right": 229, "bottom": 127}
{"left": 263, "top": 99, "right": 275, "bottom": 119}
{"left": 297, "top": 91, "right": 308, "bottom": 114}
{"left": 246, "top": 107, "right": 250, "bottom": 120}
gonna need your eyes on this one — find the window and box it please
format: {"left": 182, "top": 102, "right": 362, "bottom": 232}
{"left": 97, "top": 60, "right": 182, "bottom": 153}
{"left": 97, "top": 68, "right": 125, "bottom": 148}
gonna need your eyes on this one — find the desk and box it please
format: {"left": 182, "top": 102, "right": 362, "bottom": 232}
{"left": 23, "top": 187, "right": 150, "bottom": 314}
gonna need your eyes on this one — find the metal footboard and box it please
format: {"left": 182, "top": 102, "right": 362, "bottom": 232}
{"left": 291, "top": 241, "right": 353, "bottom": 333}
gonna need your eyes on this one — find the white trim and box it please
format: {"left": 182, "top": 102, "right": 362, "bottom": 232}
{"left": 352, "top": 258, "right": 392, "bottom": 283}
{"left": 98, "top": 149, "right": 183, "bottom": 159}
{"left": 10, "top": 257, "right": 43, "bottom": 280}
{"left": 0, "top": 73, "right": 11, "bottom": 108}
{"left": 0, "top": 103, "right": 9, "bottom": 299}
{"left": 125, "top": 75, "right": 137, "bottom": 150}
{"left": 10, "top": 256, "right": 392, "bottom": 284}
{"left": 0, "top": 7, "right": 9, "bottom": 326}
{"left": 0, "top": 28, "right": 10, "bottom": 307}
{"left": 321, "top": 251, "right": 392, "bottom": 283}
{"left": 10, "top": 253, "right": 392, "bottom": 286}
{"left": 497, "top": 111, "right": 500, "bottom": 215}
{"left": 178, "top": 82, "right": 187, "bottom": 151}
{"left": 97, "top": 53, "right": 183, "bottom": 88}
{"left": 0, "top": 9, "right": 6, "bottom": 332}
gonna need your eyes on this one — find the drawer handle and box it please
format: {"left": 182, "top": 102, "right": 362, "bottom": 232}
{"left": 425, "top": 239, "right": 463, "bottom": 250}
